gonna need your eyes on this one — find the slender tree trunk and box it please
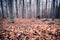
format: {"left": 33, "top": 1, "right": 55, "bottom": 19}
{"left": 58, "top": 0, "right": 60, "bottom": 18}
{"left": 15, "top": 0, "right": 18, "bottom": 18}
{"left": 29, "top": 0, "right": 31, "bottom": 18}
{"left": 45, "top": 0, "right": 48, "bottom": 21}
{"left": 1, "top": 0, "right": 4, "bottom": 18}
{"left": 22, "top": 0, "right": 24, "bottom": 18}
{"left": 36, "top": 0, "right": 40, "bottom": 18}
{"left": 42, "top": 0, "right": 43, "bottom": 18}
{"left": 13, "top": 0, "right": 16, "bottom": 18}
{"left": 52, "top": 0, "right": 55, "bottom": 21}
{"left": 55, "top": 0, "right": 59, "bottom": 18}
{"left": 6, "top": 0, "right": 8, "bottom": 17}
{"left": 2, "top": 0, "right": 7, "bottom": 18}
{"left": 45, "top": 0, "right": 47, "bottom": 18}
{"left": 59, "top": 2, "right": 60, "bottom": 18}
{"left": 0, "top": 0, "right": 2, "bottom": 18}
{"left": 8, "top": 0, "right": 14, "bottom": 23}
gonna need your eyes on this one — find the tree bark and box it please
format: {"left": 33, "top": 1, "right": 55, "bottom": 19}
{"left": 36, "top": 0, "right": 40, "bottom": 18}
{"left": 8, "top": 0, "right": 14, "bottom": 23}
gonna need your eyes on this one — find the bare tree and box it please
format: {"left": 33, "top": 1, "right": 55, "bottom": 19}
{"left": 58, "top": 0, "right": 60, "bottom": 18}
{"left": 36, "top": 0, "right": 40, "bottom": 18}
{"left": 46, "top": 0, "right": 47, "bottom": 18}
{"left": 0, "top": 0, "right": 2, "bottom": 18}
{"left": 22, "top": 0, "right": 24, "bottom": 18}
{"left": 42, "top": 0, "right": 43, "bottom": 18}
{"left": 8, "top": 0, "right": 14, "bottom": 23}
{"left": 44, "top": 0, "right": 48, "bottom": 21}
{"left": 55, "top": 0, "right": 59, "bottom": 18}
{"left": 52, "top": 0, "right": 55, "bottom": 21}
{"left": 15, "top": 0, "right": 18, "bottom": 18}
{"left": 29, "top": 0, "right": 31, "bottom": 18}
{"left": 0, "top": 0, "right": 4, "bottom": 18}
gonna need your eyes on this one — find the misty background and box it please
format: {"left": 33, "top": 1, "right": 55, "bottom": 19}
{"left": 0, "top": 0, "right": 60, "bottom": 18}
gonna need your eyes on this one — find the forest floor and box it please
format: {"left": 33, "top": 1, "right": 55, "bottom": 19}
{"left": 0, "top": 18, "right": 60, "bottom": 40}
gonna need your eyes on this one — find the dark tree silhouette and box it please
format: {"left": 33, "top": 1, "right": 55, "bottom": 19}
{"left": 52, "top": 0, "right": 55, "bottom": 21}
{"left": 45, "top": 0, "right": 48, "bottom": 21}
{"left": 36, "top": 0, "right": 40, "bottom": 18}
{"left": 55, "top": 0, "right": 59, "bottom": 18}
{"left": 0, "top": 0, "right": 4, "bottom": 18}
{"left": 58, "top": 2, "right": 60, "bottom": 18}
{"left": 8, "top": 0, "right": 14, "bottom": 23}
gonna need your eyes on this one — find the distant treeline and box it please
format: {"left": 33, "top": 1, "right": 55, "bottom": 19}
{"left": 0, "top": 0, "right": 60, "bottom": 18}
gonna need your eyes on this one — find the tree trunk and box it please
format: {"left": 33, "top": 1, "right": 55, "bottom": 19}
{"left": 0, "top": 0, "right": 2, "bottom": 18}
{"left": 36, "top": 0, "right": 40, "bottom": 18}
{"left": 15, "top": 0, "right": 18, "bottom": 18}
{"left": 22, "top": 0, "right": 24, "bottom": 18}
{"left": 52, "top": 0, "right": 55, "bottom": 21}
{"left": 8, "top": 0, "right": 14, "bottom": 23}
{"left": 1, "top": 0, "right": 4, "bottom": 18}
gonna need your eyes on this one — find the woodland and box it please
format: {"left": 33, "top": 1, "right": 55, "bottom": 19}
{"left": 0, "top": 0, "right": 60, "bottom": 40}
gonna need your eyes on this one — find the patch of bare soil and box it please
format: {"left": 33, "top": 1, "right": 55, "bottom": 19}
{"left": 0, "top": 18, "right": 60, "bottom": 40}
